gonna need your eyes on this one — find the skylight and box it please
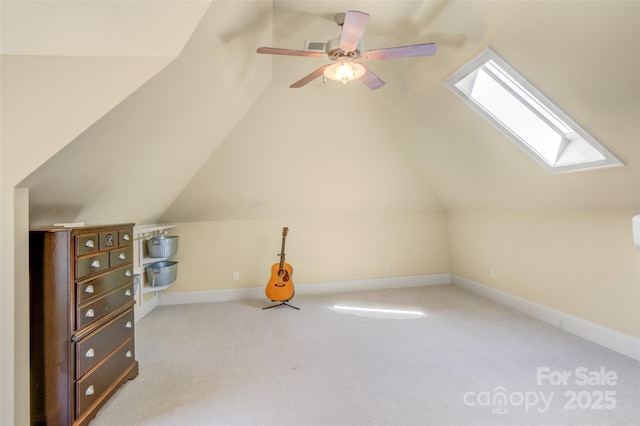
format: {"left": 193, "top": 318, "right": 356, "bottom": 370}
{"left": 444, "top": 47, "right": 623, "bottom": 174}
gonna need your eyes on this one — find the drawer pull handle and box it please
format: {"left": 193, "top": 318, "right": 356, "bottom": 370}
{"left": 90, "top": 260, "right": 100, "bottom": 268}
{"left": 125, "top": 321, "right": 132, "bottom": 328}
{"left": 125, "top": 270, "right": 132, "bottom": 277}
{"left": 85, "top": 348, "right": 95, "bottom": 358}
{"left": 125, "top": 350, "right": 132, "bottom": 358}
{"left": 85, "top": 240, "right": 95, "bottom": 248}
{"left": 85, "top": 385, "right": 95, "bottom": 396}
{"left": 125, "top": 289, "right": 132, "bottom": 296}
{"left": 85, "top": 309, "right": 95, "bottom": 318}
{"left": 118, "top": 253, "right": 126, "bottom": 260}
{"left": 85, "top": 285, "right": 94, "bottom": 294}
{"left": 123, "top": 234, "right": 130, "bottom": 241}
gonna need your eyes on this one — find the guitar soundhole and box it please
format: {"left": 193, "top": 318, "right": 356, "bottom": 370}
{"left": 278, "top": 270, "right": 290, "bottom": 282}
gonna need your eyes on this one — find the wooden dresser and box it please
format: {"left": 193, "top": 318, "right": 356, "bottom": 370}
{"left": 29, "top": 224, "right": 139, "bottom": 426}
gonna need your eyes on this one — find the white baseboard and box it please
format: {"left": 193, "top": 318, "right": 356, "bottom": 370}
{"left": 451, "top": 274, "right": 640, "bottom": 361}
{"left": 158, "top": 273, "right": 451, "bottom": 306}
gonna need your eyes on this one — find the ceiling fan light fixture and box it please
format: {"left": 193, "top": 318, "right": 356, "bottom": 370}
{"left": 323, "top": 62, "right": 365, "bottom": 84}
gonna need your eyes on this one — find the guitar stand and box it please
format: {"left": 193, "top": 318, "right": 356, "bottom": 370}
{"left": 263, "top": 300, "right": 300, "bottom": 310}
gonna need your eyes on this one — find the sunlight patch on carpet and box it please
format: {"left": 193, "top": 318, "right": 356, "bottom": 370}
{"left": 330, "top": 304, "right": 426, "bottom": 319}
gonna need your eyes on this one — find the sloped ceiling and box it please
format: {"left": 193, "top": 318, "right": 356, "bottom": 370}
{"left": 16, "top": 1, "right": 274, "bottom": 225}
{"left": 14, "top": 1, "right": 640, "bottom": 226}
{"left": 160, "top": 83, "right": 445, "bottom": 222}
{"left": 1, "top": 0, "right": 209, "bottom": 57}
{"left": 1, "top": 0, "right": 211, "bottom": 184}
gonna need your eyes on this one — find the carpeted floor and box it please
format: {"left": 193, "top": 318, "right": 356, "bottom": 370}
{"left": 91, "top": 284, "right": 640, "bottom": 426}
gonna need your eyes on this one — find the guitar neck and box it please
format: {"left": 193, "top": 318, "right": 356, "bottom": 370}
{"left": 278, "top": 228, "right": 288, "bottom": 270}
{"left": 279, "top": 237, "right": 286, "bottom": 269}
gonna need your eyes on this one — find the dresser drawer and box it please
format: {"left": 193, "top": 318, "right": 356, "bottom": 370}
{"left": 76, "top": 283, "right": 134, "bottom": 330}
{"left": 76, "top": 253, "right": 109, "bottom": 279}
{"left": 77, "top": 233, "right": 99, "bottom": 256}
{"left": 109, "top": 246, "right": 133, "bottom": 268}
{"left": 76, "top": 265, "right": 133, "bottom": 305}
{"left": 76, "top": 309, "right": 134, "bottom": 379}
{"left": 76, "top": 337, "right": 136, "bottom": 418}
{"left": 119, "top": 229, "right": 133, "bottom": 247}
{"left": 99, "top": 231, "right": 119, "bottom": 250}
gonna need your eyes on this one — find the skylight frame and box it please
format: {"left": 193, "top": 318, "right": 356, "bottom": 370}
{"left": 444, "top": 47, "right": 623, "bottom": 174}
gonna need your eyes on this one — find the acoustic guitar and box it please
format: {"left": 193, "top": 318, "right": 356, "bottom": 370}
{"left": 265, "top": 227, "right": 294, "bottom": 302}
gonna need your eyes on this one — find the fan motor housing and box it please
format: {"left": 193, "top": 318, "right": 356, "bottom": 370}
{"left": 325, "top": 36, "right": 362, "bottom": 61}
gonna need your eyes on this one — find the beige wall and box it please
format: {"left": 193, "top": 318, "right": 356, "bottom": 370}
{"left": 167, "top": 212, "right": 450, "bottom": 293}
{"left": 0, "top": 188, "right": 30, "bottom": 426}
{"left": 447, "top": 209, "right": 640, "bottom": 338}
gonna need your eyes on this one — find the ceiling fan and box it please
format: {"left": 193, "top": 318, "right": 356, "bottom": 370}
{"left": 257, "top": 10, "right": 437, "bottom": 90}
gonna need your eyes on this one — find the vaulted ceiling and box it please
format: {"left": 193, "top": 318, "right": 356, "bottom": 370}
{"left": 5, "top": 1, "right": 638, "bottom": 226}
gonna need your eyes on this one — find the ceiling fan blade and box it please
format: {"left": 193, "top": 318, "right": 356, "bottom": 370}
{"left": 363, "top": 43, "right": 437, "bottom": 60}
{"left": 290, "top": 64, "right": 331, "bottom": 88}
{"left": 340, "top": 10, "right": 369, "bottom": 52}
{"left": 257, "top": 47, "right": 324, "bottom": 58}
{"left": 360, "top": 66, "right": 385, "bottom": 90}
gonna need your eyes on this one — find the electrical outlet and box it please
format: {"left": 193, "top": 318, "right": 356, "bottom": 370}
{"left": 489, "top": 269, "right": 496, "bottom": 279}
{"left": 232, "top": 272, "right": 239, "bottom": 281}
{"left": 385, "top": 262, "right": 391, "bottom": 271}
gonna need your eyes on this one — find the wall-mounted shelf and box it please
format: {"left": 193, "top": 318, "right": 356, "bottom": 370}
{"left": 141, "top": 256, "right": 170, "bottom": 266}
{"left": 132, "top": 224, "right": 179, "bottom": 321}
{"left": 134, "top": 224, "right": 177, "bottom": 236}
{"left": 141, "top": 280, "right": 179, "bottom": 294}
